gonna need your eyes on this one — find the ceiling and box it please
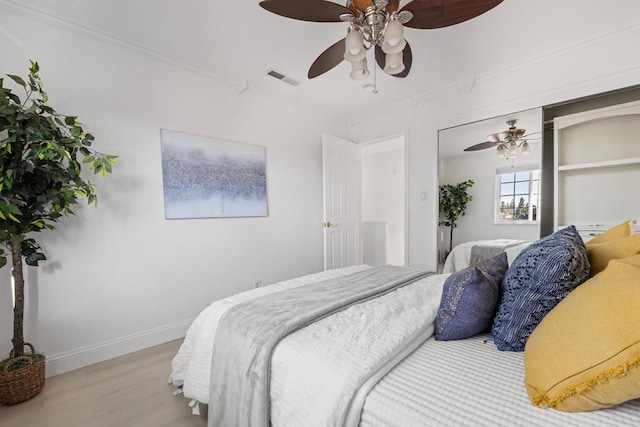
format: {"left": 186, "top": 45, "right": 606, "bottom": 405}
{"left": 4, "top": 0, "right": 640, "bottom": 122}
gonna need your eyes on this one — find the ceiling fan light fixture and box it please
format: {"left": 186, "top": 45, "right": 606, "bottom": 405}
{"left": 383, "top": 18, "right": 404, "bottom": 47}
{"left": 345, "top": 28, "right": 365, "bottom": 60}
{"left": 384, "top": 63, "right": 405, "bottom": 75}
{"left": 521, "top": 141, "right": 531, "bottom": 155}
{"left": 381, "top": 36, "right": 406, "bottom": 54}
{"left": 497, "top": 145, "right": 506, "bottom": 159}
{"left": 259, "top": 0, "right": 505, "bottom": 82}
{"left": 349, "top": 57, "right": 370, "bottom": 80}
{"left": 344, "top": 48, "right": 366, "bottom": 62}
{"left": 383, "top": 51, "right": 404, "bottom": 75}
{"left": 363, "top": 6, "right": 387, "bottom": 43}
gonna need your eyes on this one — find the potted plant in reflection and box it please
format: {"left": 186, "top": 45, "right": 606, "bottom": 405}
{"left": 439, "top": 179, "right": 474, "bottom": 259}
{"left": 0, "top": 61, "right": 117, "bottom": 405}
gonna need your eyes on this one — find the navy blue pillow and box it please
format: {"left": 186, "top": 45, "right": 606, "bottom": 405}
{"left": 435, "top": 253, "right": 508, "bottom": 341}
{"left": 491, "top": 226, "right": 590, "bottom": 351}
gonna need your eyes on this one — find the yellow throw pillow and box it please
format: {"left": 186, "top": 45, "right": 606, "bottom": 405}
{"left": 524, "top": 254, "right": 640, "bottom": 412}
{"left": 586, "top": 232, "right": 640, "bottom": 276}
{"left": 586, "top": 220, "right": 635, "bottom": 245}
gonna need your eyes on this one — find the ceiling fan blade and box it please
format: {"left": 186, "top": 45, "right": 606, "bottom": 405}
{"left": 374, "top": 42, "right": 413, "bottom": 78}
{"left": 464, "top": 141, "right": 498, "bottom": 152}
{"left": 308, "top": 38, "right": 346, "bottom": 79}
{"left": 521, "top": 131, "right": 542, "bottom": 139}
{"left": 487, "top": 132, "right": 508, "bottom": 143}
{"left": 259, "top": 0, "right": 353, "bottom": 23}
{"left": 400, "top": 0, "right": 503, "bottom": 29}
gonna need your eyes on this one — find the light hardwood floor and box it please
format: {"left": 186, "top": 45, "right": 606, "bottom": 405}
{"left": 0, "top": 339, "right": 207, "bottom": 427}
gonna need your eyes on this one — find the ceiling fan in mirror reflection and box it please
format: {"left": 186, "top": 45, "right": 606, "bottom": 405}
{"left": 464, "top": 120, "right": 541, "bottom": 160}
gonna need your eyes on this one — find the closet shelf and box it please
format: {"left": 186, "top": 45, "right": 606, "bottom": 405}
{"left": 557, "top": 156, "right": 640, "bottom": 172}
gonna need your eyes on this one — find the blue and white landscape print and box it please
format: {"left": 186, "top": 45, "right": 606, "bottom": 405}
{"left": 160, "top": 129, "right": 268, "bottom": 219}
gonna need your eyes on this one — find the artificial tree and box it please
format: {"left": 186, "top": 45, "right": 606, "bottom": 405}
{"left": 0, "top": 61, "right": 116, "bottom": 364}
{"left": 439, "top": 179, "right": 474, "bottom": 253}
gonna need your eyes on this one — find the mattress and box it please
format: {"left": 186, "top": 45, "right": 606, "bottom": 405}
{"left": 360, "top": 334, "right": 640, "bottom": 427}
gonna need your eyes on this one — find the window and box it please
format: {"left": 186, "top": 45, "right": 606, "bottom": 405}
{"left": 496, "top": 166, "right": 540, "bottom": 224}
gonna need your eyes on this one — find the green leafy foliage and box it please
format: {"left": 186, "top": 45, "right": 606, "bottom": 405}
{"left": 0, "top": 61, "right": 117, "bottom": 265}
{"left": 439, "top": 179, "right": 474, "bottom": 252}
{"left": 0, "top": 61, "right": 117, "bottom": 357}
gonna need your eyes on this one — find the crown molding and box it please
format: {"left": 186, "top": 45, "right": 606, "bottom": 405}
{"left": 435, "top": 62, "right": 640, "bottom": 135}
{"left": 3, "top": 0, "right": 639, "bottom": 128}
{"left": 0, "top": 0, "right": 250, "bottom": 93}
{"left": 350, "top": 17, "right": 640, "bottom": 125}
{"left": 0, "top": 0, "right": 348, "bottom": 126}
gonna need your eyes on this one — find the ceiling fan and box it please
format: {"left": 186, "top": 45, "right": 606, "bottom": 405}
{"left": 464, "top": 119, "right": 541, "bottom": 158}
{"left": 259, "top": 0, "right": 504, "bottom": 80}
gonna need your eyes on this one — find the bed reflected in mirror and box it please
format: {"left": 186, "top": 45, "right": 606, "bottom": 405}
{"left": 437, "top": 108, "right": 543, "bottom": 271}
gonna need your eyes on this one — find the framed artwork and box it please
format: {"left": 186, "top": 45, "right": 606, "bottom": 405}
{"left": 160, "top": 129, "right": 268, "bottom": 219}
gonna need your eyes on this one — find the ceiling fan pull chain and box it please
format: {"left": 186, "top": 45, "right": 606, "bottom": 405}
{"left": 372, "top": 52, "right": 378, "bottom": 93}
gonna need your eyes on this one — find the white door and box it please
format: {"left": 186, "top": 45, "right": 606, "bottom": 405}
{"left": 322, "top": 134, "right": 361, "bottom": 270}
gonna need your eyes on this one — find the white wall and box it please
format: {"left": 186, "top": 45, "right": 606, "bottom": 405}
{"left": 0, "top": 10, "right": 349, "bottom": 374}
{"left": 361, "top": 137, "right": 405, "bottom": 266}
{"left": 350, "top": 19, "right": 640, "bottom": 271}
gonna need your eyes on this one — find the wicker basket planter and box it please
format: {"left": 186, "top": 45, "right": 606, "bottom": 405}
{"left": 0, "top": 343, "right": 46, "bottom": 406}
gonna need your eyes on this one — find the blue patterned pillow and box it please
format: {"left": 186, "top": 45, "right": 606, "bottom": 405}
{"left": 435, "top": 253, "right": 508, "bottom": 341}
{"left": 491, "top": 226, "right": 590, "bottom": 351}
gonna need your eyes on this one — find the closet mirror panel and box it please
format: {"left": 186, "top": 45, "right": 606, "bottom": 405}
{"left": 437, "top": 108, "right": 543, "bottom": 270}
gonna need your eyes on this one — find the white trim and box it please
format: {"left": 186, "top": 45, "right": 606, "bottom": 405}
{"left": 557, "top": 157, "right": 640, "bottom": 171}
{"left": 44, "top": 319, "right": 192, "bottom": 377}
{"left": 354, "top": 19, "right": 640, "bottom": 125}
{"left": 3, "top": 0, "right": 640, "bottom": 125}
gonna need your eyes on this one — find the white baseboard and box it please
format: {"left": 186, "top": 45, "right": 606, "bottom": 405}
{"left": 44, "top": 319, "right": 193, "bottom": 377}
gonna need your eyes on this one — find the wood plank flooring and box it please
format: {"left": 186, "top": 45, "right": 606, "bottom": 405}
{"left": 0, "top": 339, "right": 207, "bottom": 427}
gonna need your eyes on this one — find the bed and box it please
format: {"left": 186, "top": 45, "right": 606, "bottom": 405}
{"left": 170, "top": 222, "right": 640, "bottom": 426}
{"left": 442, "top": 238, "right": 529, "bottom": 273}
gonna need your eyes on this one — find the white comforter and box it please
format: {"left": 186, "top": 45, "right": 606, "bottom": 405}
{"left": 170, "top": 265, "right": 447, "bottom": 427}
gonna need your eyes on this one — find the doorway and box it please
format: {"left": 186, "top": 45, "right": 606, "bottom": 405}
{"left": 360, "top": 134, "right": 406, "bottom": 266}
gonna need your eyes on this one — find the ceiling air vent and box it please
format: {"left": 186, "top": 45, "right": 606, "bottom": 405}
{"left": 266, "top": 69, "right": 300, "bottom": 86}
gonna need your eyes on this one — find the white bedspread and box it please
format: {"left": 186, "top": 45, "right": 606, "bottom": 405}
{"left": 170, "top": 265, "right": 371, "bottom": 405}
{"left": 171, "top": 265, "right": 447, "bottom": 427}
{"left": 268, "top": 270, "right": 445, "bottom": 427}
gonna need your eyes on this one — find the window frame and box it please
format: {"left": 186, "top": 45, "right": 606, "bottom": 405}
{"left": 494, "top": 164, "right": 540, "bottom": 225}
